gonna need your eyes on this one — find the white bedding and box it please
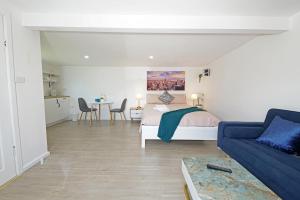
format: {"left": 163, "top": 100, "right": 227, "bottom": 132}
{"left": 141, "top": 104, "right": 220, "bottom": 127}
{"left": 153, "top": 104, "right": 170, "bottom": 112}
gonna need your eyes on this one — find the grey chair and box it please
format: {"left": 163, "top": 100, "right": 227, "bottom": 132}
{"left": 78, "top": 97, "right": 98, "bottom": 125}
{"left": 110, "top": 98, "right": 127, "bottom": 120}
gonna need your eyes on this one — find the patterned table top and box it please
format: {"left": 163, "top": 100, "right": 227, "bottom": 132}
{"left": 182, "top": 156, "right": 280, "bottom": 200}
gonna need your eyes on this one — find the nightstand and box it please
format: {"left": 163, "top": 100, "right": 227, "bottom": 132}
{"left": 130, "top": 107, "right": 143, "bottom": 121}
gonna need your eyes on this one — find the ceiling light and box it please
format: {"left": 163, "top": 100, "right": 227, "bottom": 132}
{"left": 148, "top": 56, "right": 154, "bottom": 60}
{"left": 84, "top": 55, "right": 89, "bottom": 59}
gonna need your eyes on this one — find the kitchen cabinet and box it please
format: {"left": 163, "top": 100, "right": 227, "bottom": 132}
{"left": 44, "top": 97, "right": 70, "bottom": 126}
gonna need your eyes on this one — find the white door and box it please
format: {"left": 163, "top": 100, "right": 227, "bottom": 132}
{"left": 0, "top": 15, "right": 17, "bottom": 186}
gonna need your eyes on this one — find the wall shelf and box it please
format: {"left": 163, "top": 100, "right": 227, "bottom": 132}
{"left": 43, "top": 72, "right": 59, "bottom": 76}
{"left": 43, "top": 72, "right": 59, "bottom": 87}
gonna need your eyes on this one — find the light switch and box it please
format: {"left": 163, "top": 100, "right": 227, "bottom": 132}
{"left": 15, "top": 76, "right": 26, "bottom": 83}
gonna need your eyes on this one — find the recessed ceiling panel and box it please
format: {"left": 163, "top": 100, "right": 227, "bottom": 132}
{"left": 41, "top": 32, "right": 256, "bottom": 67}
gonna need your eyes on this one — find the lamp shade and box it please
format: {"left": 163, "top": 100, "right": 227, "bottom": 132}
{"left": 136, "top": 94, "right": 142, "bottom": 99}
{"left": 191, "top": 94, "right": 198, "bottom": 100}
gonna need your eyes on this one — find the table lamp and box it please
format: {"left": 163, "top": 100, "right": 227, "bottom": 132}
{"left": 136, "top": 94, "right": 142, "bottom": 109}
{"left": 191, "top": 94, "right": 198, "bottom": 106}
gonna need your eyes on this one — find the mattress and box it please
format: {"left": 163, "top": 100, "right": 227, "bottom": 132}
{"left": 141, "top": 104, "right": 220, "bottom": 127}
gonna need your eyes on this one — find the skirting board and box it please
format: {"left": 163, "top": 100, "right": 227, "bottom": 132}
{"left": 141, "top": 126, "right": 218, "bottom": 148}
{"left": 22, "top": 151, "right": 50, "bottom": 172}
{"left": 46, "top": 118, "right": 69, "bottom": 127}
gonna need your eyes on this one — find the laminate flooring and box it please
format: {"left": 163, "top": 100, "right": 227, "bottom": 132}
{"left": 0, "top": 121, "right": 223, "bottom": 200}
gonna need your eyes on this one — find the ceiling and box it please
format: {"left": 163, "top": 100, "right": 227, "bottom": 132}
{"left": 11, "top": 0, "right": 300, "bottom": 17}
{"left": 30, "top": 0, "right": 300, "bottom": 67}
{"left": 41, "top": 32, "right": 255, "bottom": 67}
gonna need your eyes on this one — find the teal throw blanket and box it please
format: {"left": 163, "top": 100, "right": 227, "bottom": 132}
{"left": 158, "top": 107, "right": 204, "bottom": 142}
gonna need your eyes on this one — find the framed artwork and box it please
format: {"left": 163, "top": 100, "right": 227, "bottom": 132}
{"left": 147, "top": 71, "right": 185, "bottom": 91}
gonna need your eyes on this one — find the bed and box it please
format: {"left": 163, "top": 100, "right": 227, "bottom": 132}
{"left": 140, "top": 94, "right": 220, "bottom": 148}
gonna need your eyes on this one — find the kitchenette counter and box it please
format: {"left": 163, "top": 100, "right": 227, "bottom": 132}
{"left": 44, "top": 96, "right": 70, "bottom": 99}
{"left": 44, "top": 96, "right": 70, "bottom": 127}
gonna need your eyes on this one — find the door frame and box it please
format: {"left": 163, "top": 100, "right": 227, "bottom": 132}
{"left": 0, "top": 9, "right": 23, "bottom": 176}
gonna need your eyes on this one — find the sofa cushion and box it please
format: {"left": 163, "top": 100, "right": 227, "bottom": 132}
{"left": 222, "top": 138, "right": 300, "bottom": 200}
{"left": 257, "top": 116, "right": 300, "bottom": 153}
{"left": 224, "top": 126, "right": 264, "bottom": 139}
{"left": 264, "top": 108, "right": 300, "bottom": 129}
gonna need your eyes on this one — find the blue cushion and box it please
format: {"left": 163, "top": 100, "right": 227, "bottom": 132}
{"left": 256, "top": 116, "right": 300, "bottom": 153}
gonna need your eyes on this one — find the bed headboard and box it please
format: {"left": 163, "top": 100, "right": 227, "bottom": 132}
{"left": 146, "top": 93, "right": 186, "bottom": 104}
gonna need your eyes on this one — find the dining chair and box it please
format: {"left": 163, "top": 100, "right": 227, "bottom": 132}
{"left": 78, "top": 97, "right": 98, "bottom": 125}
{"left": 110, "top": 98, "right": 127, "bottom": 120}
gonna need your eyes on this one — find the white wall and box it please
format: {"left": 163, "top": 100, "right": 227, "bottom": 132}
{"left": 61, "top": 66, "right": 204, "bottom": 119}
{"left": 0, "top": 0, "right": 48, "bottom": 172}
{"left": 206, "top": 12, "right": 300, "bottom": 121}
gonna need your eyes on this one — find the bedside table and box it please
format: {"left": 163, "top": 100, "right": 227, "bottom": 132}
{"left": 130, "top": 107, "right": 143, "bottom": 121}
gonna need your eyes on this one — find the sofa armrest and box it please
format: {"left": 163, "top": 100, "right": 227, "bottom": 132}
{"left": 218, "top": 122, "right": 264, "bottom": 148}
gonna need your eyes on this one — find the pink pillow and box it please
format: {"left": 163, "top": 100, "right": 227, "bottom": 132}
{"left": 171, "top": 94, "right": 186, "bottom": 104}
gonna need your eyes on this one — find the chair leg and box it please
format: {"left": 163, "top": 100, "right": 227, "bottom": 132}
{"left": 78, "top": 112, "right": 83, "bottom": 124}
{"left": 85, "top": 112, "right": 87, "bottom": 120}
{"left": 89, "top": 112, "right": 92, "bottom": 126}
{"left": 120, "top": 112, "right": 123, "bottom": 120}
{"left": 122, "top": 112, "right": 127, "bottom": 121}
{"left": 114, "top": 113, "right": 116, "bottom": 120}
{"left": 94, "top": 111, "right": 98, "bottom": 120}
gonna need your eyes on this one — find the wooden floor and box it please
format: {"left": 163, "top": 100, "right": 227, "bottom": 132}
{"left": 0, "top": 120, "right": 223, "bottom": 200}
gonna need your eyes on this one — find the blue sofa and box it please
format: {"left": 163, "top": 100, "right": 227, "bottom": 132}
{"left": 218, "top": 109, "right": 300, "bottom": 200}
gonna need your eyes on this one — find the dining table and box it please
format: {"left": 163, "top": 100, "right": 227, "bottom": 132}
{"left": 90, "top": 100, "right": 113, "bottom": 120}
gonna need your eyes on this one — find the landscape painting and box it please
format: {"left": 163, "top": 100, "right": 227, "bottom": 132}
{"left": 147, "top": 71, "right": 185, "bottom": 91}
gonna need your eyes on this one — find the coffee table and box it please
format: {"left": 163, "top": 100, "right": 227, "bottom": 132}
{"left": 182, "top": 156, "right": 280, "bottom": 200}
